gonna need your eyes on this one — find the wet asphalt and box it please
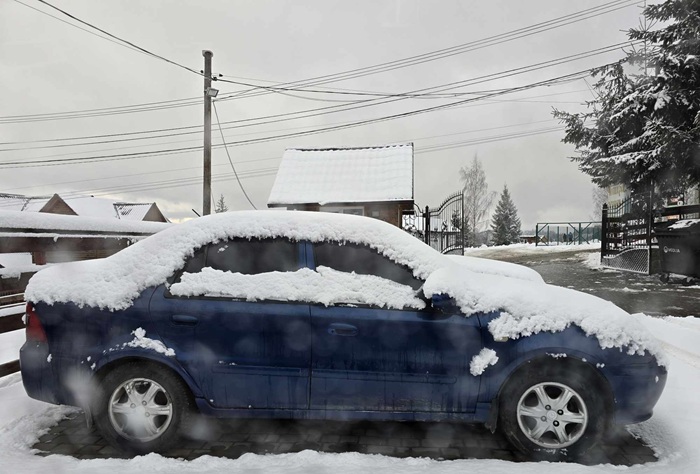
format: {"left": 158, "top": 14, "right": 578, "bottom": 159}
{"left": 495, "top": 249, "right": 700, "bottom": 318}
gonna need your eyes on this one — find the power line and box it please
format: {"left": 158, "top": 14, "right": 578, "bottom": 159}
{"left": 216, "top": 0, "right": 640, "bottom": 98}
{"left": 0, "top": 87, "right": 585, "bottom": 148}
{"left": 3, "top": 1, "right": 636, "bottom": 124}
{"left": 11, "top": 0, "right": 146, "bottom": 57}
{"left": 1, "top": 38, "right": 629, "bottom": 150}
{"left": 0, "top": 125, "right": 569, "bottom": 200}
{"left": 0, "top": 68, "right": 594, "bottom": 169}
{"left": 33, "top": 0, "right": 202, "bottom": 77}
{"left": 212, "top": 101, "right": 257, "bottom": 209}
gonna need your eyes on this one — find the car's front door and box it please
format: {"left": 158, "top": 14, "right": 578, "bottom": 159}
{"left": 152, "top": 238, "right": 311, "bottom": 410}
{"left": 307, "top": 241, "right": 484, "bottom": 413}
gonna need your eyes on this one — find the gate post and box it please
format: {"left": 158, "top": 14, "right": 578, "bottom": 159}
{"left": 601, "top": 203, "right": 608, "bottom": 261}
{"left": 424, "top": 205, "right": 430, "bottom": 245}
{"left": 578, "top": 222, "right": 582, "bottom": 245}
{"left": 460, "top": 192, "right": 465, "bottom": 255}
{"left": 647, "top": 188, "right": 654, "bottom": 274}
{"left": 535, "top": 224, "right": 539, "bottom": 246}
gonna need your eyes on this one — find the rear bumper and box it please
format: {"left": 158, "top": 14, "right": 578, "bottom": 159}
{"left": 20, "top": 341, "right": 59, "bottom": 405}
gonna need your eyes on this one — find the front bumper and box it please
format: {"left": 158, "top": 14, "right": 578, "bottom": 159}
{"left": 608, "top": 361, "right": 668, "bottom": 425}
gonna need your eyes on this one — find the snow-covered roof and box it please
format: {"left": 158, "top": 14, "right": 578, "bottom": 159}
{"left": 24, "top": 210, "right": 665, "bottom": 363}
{"left": 114, "top": 203, "right": 154, "bottom": 221}
{"left": 0, "top": 210, "right": 169, "bottom": 234}
{"left": 0, "top": 194, "right": 51, "bottom": 212}
{"left": 0, "top": 193, "right": 165, "bottom": 222}
{"left": 61, "top": 196, "right": 121, "bottom": 219}
{"left": 267, "top": 143, "right": 414, "bottom": 206}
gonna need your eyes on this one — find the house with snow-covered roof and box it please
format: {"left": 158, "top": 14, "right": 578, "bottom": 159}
{"left": 267, "top": 143, "right": 414, "bottom": 227}
{"left": 35, "top": 194, "right": 169, "bottom": 222}
{"left": 0, "top": 193, "right": 169, "bottom": 222}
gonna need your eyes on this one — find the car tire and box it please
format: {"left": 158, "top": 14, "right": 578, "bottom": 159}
{"left": 499, "top": 363, "right": 609, "bottom": 461}
{"left": 94, "top": 362, "right": 193, "bottom": 454}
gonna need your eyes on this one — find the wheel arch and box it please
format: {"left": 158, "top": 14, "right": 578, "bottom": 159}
{"left": 485, "top": 354, "right": 615, "bottom": 433}
{"left": 92, "top": 353, "right": 203, "bottom": 400}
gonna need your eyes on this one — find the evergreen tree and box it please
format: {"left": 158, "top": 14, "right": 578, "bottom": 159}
{"left": 491, "top": 184, "right": 522, "bottom": 245}
{"left": 214, "top": 194, "right": 228, "bottom": 213}
{"left": 554, "top": 0, "right": 700, "bottom": 199}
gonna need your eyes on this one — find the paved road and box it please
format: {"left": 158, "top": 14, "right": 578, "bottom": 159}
{"left": 495, "top": 248, "right": 700, "bottom": 317}
{"left": 31, "top": 247, "right": 670, "bottom": 465}
{"left": 34, "top": 412, "right": 655, "bottom": 465}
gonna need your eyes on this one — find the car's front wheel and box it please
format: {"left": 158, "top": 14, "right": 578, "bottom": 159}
{"left": 94, "top": 362, "right": 193, "bottom": 454}
{"left": 499, "top": 365, "right": 609, "bottom": 460}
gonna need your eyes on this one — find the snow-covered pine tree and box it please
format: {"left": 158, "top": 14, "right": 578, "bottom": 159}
{"left": 214, "top": 194, "right": 228, "bottom": 213}
{"left": 553, "top": 0, "right": 700, "bottom": 199}
{"left": 490, "top": 184, "right": 522, "bottom": 246}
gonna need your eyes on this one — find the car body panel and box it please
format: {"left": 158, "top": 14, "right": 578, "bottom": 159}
{"left": 309, "top": 304, "right": 483, "bottom": 413}
{"left": 19, "top": 222, "right": 667, "bottom": 435}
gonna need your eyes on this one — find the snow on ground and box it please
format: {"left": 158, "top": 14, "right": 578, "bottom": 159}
{"left": 0, "top": 313, "right": 697, "bottom": 473}
{"left": 463, "top": 242, "right": 600, "bottom": 259}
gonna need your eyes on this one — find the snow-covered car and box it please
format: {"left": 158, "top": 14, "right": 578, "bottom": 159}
{"left": 19, "top": 211, "right": 667, "bottom": 460}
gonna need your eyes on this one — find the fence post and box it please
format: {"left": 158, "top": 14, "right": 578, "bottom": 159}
{"left": 535, "top": 224, "right": 539, "bottom": 246}
{"left": 578, "top": 222, "right": 582, "bottom": 245}
{"left": 424, "top": 205, "right": 430, "bottom": 245}
{"left": 601, "top": 203, "right": 608, "bottom": 262}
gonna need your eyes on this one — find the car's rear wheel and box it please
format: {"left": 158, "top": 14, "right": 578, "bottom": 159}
{"left": 94, "top": 362, "right": 193, "bottom": 454}
{"left": 499, "top": 365, "right": 609, "bottom": 460}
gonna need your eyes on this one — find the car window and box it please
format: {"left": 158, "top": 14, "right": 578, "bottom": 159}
{"left": 313, "top": 241, "right": 422, "bottom": 290}
{"left": 206, "top": 238, "right": 299, "bottom": 274}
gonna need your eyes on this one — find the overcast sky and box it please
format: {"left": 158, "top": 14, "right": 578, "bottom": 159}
{"left": 0, "top": 0, "right": 650, "bottom": 227}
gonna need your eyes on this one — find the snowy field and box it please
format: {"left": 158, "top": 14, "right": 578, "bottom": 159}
{"left": 0, "top": 313, "right": 697, "bottom": 472}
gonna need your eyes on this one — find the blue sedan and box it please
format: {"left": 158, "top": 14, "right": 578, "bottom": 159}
{"left": 20, "top": 211, "right": 667, "bottom": 460}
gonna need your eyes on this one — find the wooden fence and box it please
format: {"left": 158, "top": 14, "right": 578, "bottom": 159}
{"left": 0, "top": 214, "right": 166, "bottom": 378}
{"left": 0, "top": 293, "right": 25, "bottom": 377}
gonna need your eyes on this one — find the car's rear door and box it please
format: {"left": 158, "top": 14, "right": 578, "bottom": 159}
{"left": 151, "top": 238, "right": 311, "bottom": 410}
{"left": 307, "top": 241, "right": 483, "bottom": 414}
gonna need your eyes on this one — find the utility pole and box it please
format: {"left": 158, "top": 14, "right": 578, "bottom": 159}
{"left": 202, "top": 50, "right": 213, "bottom": 216}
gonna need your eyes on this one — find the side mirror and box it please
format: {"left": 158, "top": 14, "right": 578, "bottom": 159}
{"left": 430, "top": 293, "right": 458, "bottom": 313}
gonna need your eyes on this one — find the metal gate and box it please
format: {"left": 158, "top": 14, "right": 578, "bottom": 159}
{"left": 601, "top": 193, "right": 653, "bottom": 274}
{"left": 401, "top": 191, "right": 465, "bottom": 255}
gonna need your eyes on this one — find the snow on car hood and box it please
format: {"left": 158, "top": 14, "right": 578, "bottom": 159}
{"left": 445, "top": 254, "right": 544, "bottom": 283}
{"left": 422, "top": 265, "right": 668, "bottom": 365}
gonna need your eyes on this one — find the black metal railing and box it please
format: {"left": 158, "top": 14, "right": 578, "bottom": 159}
{"left": 535, "top": 222, "right": 601, "bottom": 246}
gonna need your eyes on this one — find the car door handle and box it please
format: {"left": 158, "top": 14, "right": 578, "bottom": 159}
{"left": 328, "top": 323, "right": 358, "bottom": 337}
{"left": 171, "top": 314, "right": 199, "bottom": 325}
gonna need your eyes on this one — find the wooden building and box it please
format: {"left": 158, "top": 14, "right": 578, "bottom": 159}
{"left": 267, "top": 143, "right": 414, "bottom": 227}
